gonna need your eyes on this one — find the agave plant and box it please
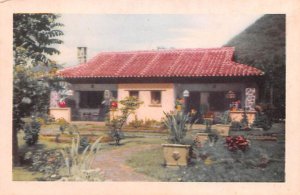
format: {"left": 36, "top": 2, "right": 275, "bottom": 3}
{"left": 163, "top": 111, "right": 189, "bottom": 144}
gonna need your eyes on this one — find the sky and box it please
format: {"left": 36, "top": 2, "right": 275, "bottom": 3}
{"left": 52, "top": 14, "right": 263, "bottom": 67}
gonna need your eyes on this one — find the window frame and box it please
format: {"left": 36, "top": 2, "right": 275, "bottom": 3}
{"left": 150, "top": 90, "right": 162, "bottom": 106}
{"left": 129, "top": 90, "right": 139, "bottom": 98}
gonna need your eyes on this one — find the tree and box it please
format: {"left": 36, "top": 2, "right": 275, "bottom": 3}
{"left": 225, "top": 14, "right": 285, "bottom": 120}
{"left": 13, "top": 14, "right": 64, "bottom": 165}
{"left": 107, "top": 96, "right": 143, "bottom": 145}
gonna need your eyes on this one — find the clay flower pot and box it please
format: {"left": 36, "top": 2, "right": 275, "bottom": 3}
{"left": 162, "top": 144, "right": 191, "bottom": 166}
{"left": 214, "top": 124, "right": 231, "bottom": 136}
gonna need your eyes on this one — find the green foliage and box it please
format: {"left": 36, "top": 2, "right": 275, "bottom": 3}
{"left": 128, "top": 115, "right": 144, "bottom": 128}
{"left": 55, "top": 118, "right": 70, "bottom": 133}
{"left": 252, "top": 112, "right": 272, "bottom": 130}
{"left": 204, "top": 119, "right": 213, "bottom": 133}
{"left": 107, "top": 96, "right": 143, "bottom": 145}
{"left": 221, "top": 110, "right": 231, "bottom": 125}
{"left": 13, "top": 14, "right": 64, "bottom": 164}
{"left": 225, "top": 14, "right": 285, "bottom": 119}
{"left": 60, "top": 134, "right": 102, "bottom": 180}
{"left": 230, "top": 121, "right": 242, "bottom": 131}
{"left": 23, "top": 117, "right": 41, "bottom": 146}
{"left": 240, "top": 109, "right": 250, "bottom": 129}
{"left": 23, "top": 149, "right": 64, "bottom": 181}
{"left": 79, "top": 137, "right": 90, "bottom": 152}
{"left": 163, "top": 111, "right": 189, "bottom": 144}
{"left": 128, "top": 116, "right": 165, "bottom": 129}
{"left": 13, "top": 14, "right": 64, "bottom": 65}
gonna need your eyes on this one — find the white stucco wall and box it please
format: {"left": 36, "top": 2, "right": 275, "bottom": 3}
{"left": 118, "top": 83, "right": 175, "bottom": 122}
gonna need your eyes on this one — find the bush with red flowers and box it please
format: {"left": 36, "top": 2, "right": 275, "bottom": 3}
{"left": 225, "top": 135, "right": 250, "bottom": 151}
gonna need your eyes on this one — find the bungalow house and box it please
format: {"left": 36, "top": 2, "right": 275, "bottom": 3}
{"left": 50, "top": 47, "right": 264, "bottom": 123}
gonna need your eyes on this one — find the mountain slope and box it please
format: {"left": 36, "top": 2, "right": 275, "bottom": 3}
{"left": 225, "top": 14, "right": 285, "bottom": 119}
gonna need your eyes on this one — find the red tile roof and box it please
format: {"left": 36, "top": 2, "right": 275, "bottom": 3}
{"left": 59, "top": 47, "right": 264, "bottom": 78}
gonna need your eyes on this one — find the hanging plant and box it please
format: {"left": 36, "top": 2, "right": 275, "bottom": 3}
{"left": 58, "top": 99, "right": 66, "bottom": 108}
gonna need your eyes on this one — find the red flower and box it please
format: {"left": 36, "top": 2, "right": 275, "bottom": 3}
{"left": 224, "top": 135, "right": 249, "bottom": 152}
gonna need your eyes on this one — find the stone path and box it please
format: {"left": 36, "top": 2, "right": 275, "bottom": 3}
{"left": 91, "top": 144, "right": 160, "bottom": 181}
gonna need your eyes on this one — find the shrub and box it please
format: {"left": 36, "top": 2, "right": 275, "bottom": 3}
{"left": 35, "top": 113, "right": 55, "bottom": 125}
{"left": 240, "top": 109, "right": 251, "bottom": 130}
{"left": 22, "top": 149, "right": 64, "bottom": 181}
{"left": 230, "top": 121, "right": 241, "bottom": 131}
{"left": 23, "top": 117, "right": 41, "bottom": 146}
{"left": 252, "top": 111, "right": 272, "bottom": 130}
{"left": 55, "top": 117, "right": 69, "bottom": 133}
{"left": 144, "top": 119, "right": 160, "bottom": 128}
{"left": 225, "top": 135, "right": 250, "bottom": 152}
{"left": 221, "top": 110, "right": 231, "bottom": 125}
{"left": 36, "top": 117, "right": 46, "bottom": 126}
{"left": 107, "top": 96, "right": 143, "bottom": 145}
{"left": 128, "top": 115, "right": 143, "bottom": 128}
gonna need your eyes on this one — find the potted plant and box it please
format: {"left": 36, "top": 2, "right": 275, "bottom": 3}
{"left": 195, "top": 118, "right": 220, "bottom": 148}
{"left": 162, "top": 111, "right": 191, "bottom": 166}
{"left": 214, "top": 110, "right": 231, "bottom": 136}
{"left": 194, "top": 118, "right": 212, "bottom": 147}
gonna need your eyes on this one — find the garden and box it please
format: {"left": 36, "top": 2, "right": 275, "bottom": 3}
{"left": 13, "top": 105, "right": 285, "bottom": 182}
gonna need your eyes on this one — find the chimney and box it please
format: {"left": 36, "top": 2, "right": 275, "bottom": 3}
{"left": 77, "top": 47, "right": 87, "bottom": 64}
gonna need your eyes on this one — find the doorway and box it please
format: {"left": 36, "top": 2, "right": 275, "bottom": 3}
{"left": 188, "top": 91, "right": 201, "bottom": 112}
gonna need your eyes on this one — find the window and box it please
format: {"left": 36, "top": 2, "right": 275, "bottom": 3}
{"left": 129, "top": 90, "right": 139, "bottom": 98}
{"left": 79, "top": 91, "right": 103, "bottom": 108}
{"left": 151, "top": 91, "right": 161, "bottom": 105}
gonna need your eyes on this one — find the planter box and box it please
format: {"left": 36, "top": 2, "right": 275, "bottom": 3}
{"left": 49, "top": 107, "right": 71, "bottom": 122}
{"left": 162, "top": 144, "right": 191, "bottom": 166}
{"left": 229, "top": 111, "right": 256, "bottom": 125}
{"left": 194, "top": 133, "right": 209, "bottom": 144}
{"left": 214, "top": 124, "right": 231, "bottom": 136}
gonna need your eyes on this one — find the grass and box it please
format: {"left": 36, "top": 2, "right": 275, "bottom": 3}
{"left": 18, "top": 131, "right": 69, "bottom": 154}
{"left": 13, "top": 167, "right": 44, "bottom": 181}
{"left": 126, "top": 147, "right": 180, "bottom": 181}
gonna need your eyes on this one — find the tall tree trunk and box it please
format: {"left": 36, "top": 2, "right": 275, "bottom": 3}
{"left": 270, "top": 83, "right": 274, "bottom": 106}
{"left": 13, "top": 126, "right": 19, "bottom": 166}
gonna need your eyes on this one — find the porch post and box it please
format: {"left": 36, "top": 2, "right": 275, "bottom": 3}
{"left": 245, "top": 88, "right": 256, "bottom": 111}
{"left": 183, "top": 90, "right": 190, "bottom": 114}
{"left": 74, "top": 91, "right": 80, "bottom": 109}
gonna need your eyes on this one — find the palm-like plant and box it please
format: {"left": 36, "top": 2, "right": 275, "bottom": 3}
{"left": 163, "top": 111, "right": 189, "bottom": 144}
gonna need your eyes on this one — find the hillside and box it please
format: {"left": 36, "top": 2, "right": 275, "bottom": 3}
{"left": 224, "top": 14, "right": 285, "bottom": 119}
